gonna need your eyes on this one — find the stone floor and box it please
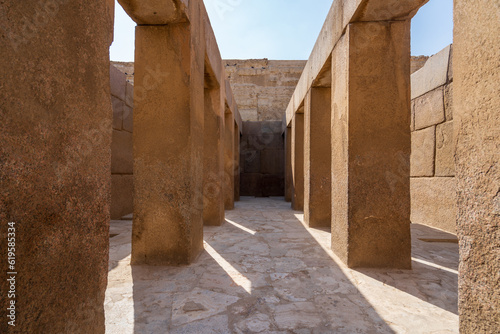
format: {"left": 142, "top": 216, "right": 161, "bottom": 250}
{"left": 105, "top": 197, "right": 459, "bottom": 334}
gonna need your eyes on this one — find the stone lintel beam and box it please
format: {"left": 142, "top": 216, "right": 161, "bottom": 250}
{"left": 117, "top": 0, "right": 189, "bottom": 25}
{"left": 285, "top": 0, "right": 428, "bottom": 126}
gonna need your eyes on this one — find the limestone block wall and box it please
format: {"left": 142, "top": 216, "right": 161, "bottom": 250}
{"left": 410, "top": 45, "right": 456, "bottom": 234}
{"left": 110, "top": 65, "right": 134, "bottom": 219}
{"left": 225, "top": 59, "right": 307, "bottom": 122}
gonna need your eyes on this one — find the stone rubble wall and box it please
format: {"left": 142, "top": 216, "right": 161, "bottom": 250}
{"left": 410, "top": 45, "right": 456, "bottom": 234}
{"left": 110, "top": 65, "right": 134, "bottom": 219}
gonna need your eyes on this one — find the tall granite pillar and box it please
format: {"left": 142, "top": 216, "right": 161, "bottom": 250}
{"left": 285, "top": 126, "right": 293, "bottom": 202}
{"left": 234, "top": 123, "right": 241, "bottom": 202}
{"left": 331, "top": 21, "right": 411, "bottom": 268}
{"left": 304, "top": 88, "right": 332, "bottom": 227}
{"left": 203, "top": 84, "right": 225, "bottom": 226}
{"left": 0, "top": 1, "right": 113, "bottom": 332}
{"left": 224, "top": 111, "right": 235, "bottom": 210}
{"left": 291, "top": 113, "right": 305, "bottom": 211}
{"left": 132, "top": 5, "right": 205, "bottom": 265}
{"left": 454, "top": 0, "right": 500, "bottom": 331}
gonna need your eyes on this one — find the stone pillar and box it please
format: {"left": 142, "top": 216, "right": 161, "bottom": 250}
{"left": 291, "top": 113, "right": 305, "bottom": 211}
{"left": 331, "top": 21, "right": 411, "bottom": 268}
{"left": 454, "top": 0, "right": 500, "bottom": 331}
{"left": 203, "top": 84, "right": 225, "bottom": 226}
{"left": 0, "top": 1, "right": 113, "bottom": 332}
{"left": 132, "top": 8, "right": 205, "bottom": 265}
{"left": 224, "top": 110, "right": 235, "bottom": 210}
{"left": 285, "top": 126, "right": 293, "bottom": 202}
{"left": 304, "top": 87, "right": 332, "bottom": 227}
{"left": 234, "top": 123, "right": 241, "bottom": 202}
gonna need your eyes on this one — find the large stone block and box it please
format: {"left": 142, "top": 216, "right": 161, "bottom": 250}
{"left": 261, "top": 149, "right": 285, "bottom": 175}
{"left": 454, "top": 2, "right": 500, "bottom": 331}
{"left": 240, "top": 173, "right": 262, "bottom": 197}
{"left": 435, "top": 121, "right": 454, "bottom": 177}
{"left": 410, "top": 177, "right": 456, "bottom": 234}
{"left": 291, "top": 114, "right": 304, "bottom": 211}
{"left": 0, "top": 1, "right": 112, "bottom": 332}
{"left": 110, "top": 64, "right": 127, "bottom": 100}
{"left": 260, "top": 175, "right": 285, "bottom": 197}
{"left": 125, "top": 82, "right": 134, "bottom": 107}
{"left": 411, "top": 45, "right": 451, "bottom": 99}
{"left": 111, "top": 129, "right": 133, "bottom": 175}
{"left": 112, "top": 96, "right": 124, "bottom": 130}
{"left": 123, "top": 105, "right": 133, "bottom": 132}
{"left": 285, "top": 127, "right": 293, "bottom": 202}
{"left": 444, "top": 82, "right": 453, "bottom": 121}
{"left": 111, "top": 174, "right": 134, "bottom": 220}
{"left": 242, "top": 150, "right": 261, "bottom": 173}
{"left": 411, "top": 126, "right": 435, "bottom": 177}
{"left": 414, "top": 87, "right": 445, "bottom": 130}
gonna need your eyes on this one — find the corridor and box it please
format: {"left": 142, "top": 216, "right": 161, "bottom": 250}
{"left": 105, "top": 197, "right": 459, "bottom": 333}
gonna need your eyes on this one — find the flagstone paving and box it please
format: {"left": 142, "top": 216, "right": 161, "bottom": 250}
{"left": 105, "top": 197, "right": 459, "bottom": 333}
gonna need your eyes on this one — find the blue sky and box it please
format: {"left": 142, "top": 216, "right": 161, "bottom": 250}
{"left": 110, "top": 0, "right": 453, "bottom": 61}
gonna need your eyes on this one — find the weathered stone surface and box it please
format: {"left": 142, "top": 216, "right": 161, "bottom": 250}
{"left": 117, "top": 0, "right": 188, "bottom": 25}
{"left": 123, "top": 105, "right": 133, "bottom": 132}
{"left": 111, "top": 130, "right": 133, "bottom": 175}
{"left": 234, "top": 123, "right": 240, "bottom": 202}
{"left": 125, "top": 83, "right": 134, "bottom": 107}
{"left": 132, "top": 1, "right": 204, "bottom": 265}
{"left": 411, "top": 178, "right": 456, "bottom": 234}
{"left": 411, "top": 126, "right": 435, "bottom": 177}
{"left": 240, "top": 173, "right": 262, "bottom": 197}
{"left": 106, "top": 198, "right": 459, "bottom": 333}
{"left": 331, "top": 21, "right": 412, "bottom": 269}
{"left": 111, "top": 63, "right": 127, "bottom": 101}
{"left": 111, "top": 175, "right": 134, "bottom": 220}
{"left": 112, "top": 96, "right": 125, "bottom": 130}
{"left": 242, "top": 149, "right": 260, "bottom": 174}
{"left": 0, "top": 1, "right": 112, "bottom": 332}
{"left": 224, "top": 112, "right": 235, "bottom": 210}
{"left": 411, "top": 100, "right": 415, "bottom": 131}
{"left": 226, "top": 60, "right": 306, "bottom": 122}
{"left": 411, "top": 45, "right": 451, "bottom": 99}
{"left": 444, "top": 82, "right": 453, "bottom": 121}
{"left": 285, "top": 127, "right": 293, "bottom": 202}
{"left": 304, "top": 87, "right": 332, "bottom": 228}
{"left": 435, "top": 121, "right": 455, "bottom": 177}
{"left": 414, "top": 87, "right": 445, "bottom": 130}
{"left": 454, "top": 1, "right": 500, "bottom": 331}
{"left": 260, "top": 149, "right": 285, "bottom": 175}
{"left": 203, "top": 86, "right": 225, "bottom": 226}
{"left": 291, "top": 114, "right": 304, "bottom": 211}
{"left": 411, "top": 55, "right": 429, "bottom": 74}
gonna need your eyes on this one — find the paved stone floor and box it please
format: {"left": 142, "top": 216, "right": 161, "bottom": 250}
{"left": 105, "top": 197, "right": 459, "bottom": 334}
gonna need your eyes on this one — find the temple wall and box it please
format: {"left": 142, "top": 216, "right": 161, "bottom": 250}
{"left": 410, "top": 45, "right": 456, "bottom": 234}
{"left": 110, "top": 65, "right": 134, "bottom": 219}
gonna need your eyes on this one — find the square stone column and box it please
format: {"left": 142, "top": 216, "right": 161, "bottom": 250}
{"left": 285, "top": 126, "right": 293, "bottom": 202}
{"left": 304, "top": 87, "right": 332, "bottom": 227}
{"left": 291, "top": 113, "right": 305, "bottom": 211}
{"left": 203, "top": 85, "right": 225, "bottom": 226}
{"left": 331, "top": 21, "right": 412, "bottom": 268}
{"left": 234, "top": 123, "right": 241, "bottom": 202}
{"left": 224, "top": 111, "right": 235, "bottom": 210}
{"left": 132, "top": 16, "right": 205, "bottom": 265}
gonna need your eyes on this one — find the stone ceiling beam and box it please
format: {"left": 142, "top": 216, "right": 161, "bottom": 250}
{"left": 117, "top": 0, "right": 189, "bottom": 25}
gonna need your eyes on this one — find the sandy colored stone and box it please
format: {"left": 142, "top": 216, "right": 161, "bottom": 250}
{"left": 0, "top": 1, "right": 112, "bottom": 332}
{"left": 454, "top": 1, "right": 500, "bottom": 331}
{"left": 111, "top": 64, "right": 127, "bottom": 100}
{"left": 111, "top": 175, "right": 134, "bottom": 220}
{"left": 203, "top": 86, "right": 225, "bottom": 226}
{"left": 285, "top": 127, "right": 293, "bottom": 202}
{"left": 414, "top": 87, "right": 445, "bottom": 130}
{"left": 224, "top": 112, "right": 235, "bottom": 210}
{"left": 331, "top": 21, "right": 412, "bottom": 269}
{"left": 304, "top": 87, "right": 332, "bottom": 228}
{"left": 233, "top": 123, "right": 240, "bottom": 202}
{"left": 132, "top": 1, "right": 204, "bottom": 265}
{"left": 411, "top": 126, "right": 435, "bottom": 177}
{"left": 291, "top": 114, "right": 305, "bottom": 211}
{"left": 444, "top": 82, "right": 453, "bottom": 121}
{"left": 435, "top": 121, "right": 455, "bottom": 177}
{"left": 111, "top": 130, "right": 133, "bottom": 174}
{"left": 123, "top": 104, "right": 133, "bottom": 132}
{"left": 411, "top": 177, "right": 456, "bottom": 234}
{"left": 112, "top": 96, "right": 125, "bottom": 130}
{"left": 411, "top": 45, "right": 451, "bottom": 99}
